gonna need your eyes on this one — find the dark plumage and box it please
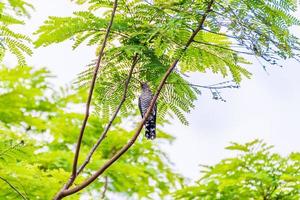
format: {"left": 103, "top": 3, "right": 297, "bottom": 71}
{"left": 138, "top": 83, "right": 157, "bottom": 140}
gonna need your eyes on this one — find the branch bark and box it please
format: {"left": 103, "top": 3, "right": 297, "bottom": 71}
{"left": 71, "top": 0, "right": 118, "bottom": 181}
{"left": 57, "top": 0, "right": 215, "bottom": 198}
{"left": 53, "top": 0, "right": 118, "bottom": 199}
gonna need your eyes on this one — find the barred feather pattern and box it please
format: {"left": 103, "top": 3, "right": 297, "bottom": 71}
{"left": 138, "top": 83, "right": 156, "bottom": 140}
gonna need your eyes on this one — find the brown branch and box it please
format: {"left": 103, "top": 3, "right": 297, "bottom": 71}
{"left": 101, "top": 176, "right": 108, "bottom": 199}
{"left": 0, "top": 176, "right": 27, "bottom": 200}
{"left": 53, "top": 0, "right": 119, "bottom": 199}
{"left": 71, "top": 0, "right": 117, "bottom": 180}
{"left": 57, "top": 0, "right": 215, "bottom": 198}
{"left": 76, "top": 54, "right": 139, "bottom": 175}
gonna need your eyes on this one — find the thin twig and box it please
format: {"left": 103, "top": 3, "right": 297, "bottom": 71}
{"left": 0, "top": 141, "right": 24, "bottom": 157}
{"left": 209, "top": 79, "right": 235, "bottom": 86}
{"left": 53, "top": 0, "right": 119, "bottom": 199}
{"left": 101, "top": 176, "right": 108, "bottom": 199}
{"left": 192, "top": 40, "right": 254, "bottom": 55}
{"left": 214, "top": 0, "right": 284, "bottom": 51}
{"left": 0, "top": 176, "right": 27, "bottom": 200}
{"left": 76, "top": 54, "right": 139, "bottom": 175}
{"left": 167, "top": 82, "right": 239, "bottom": 90}
{"left": 202, "top": 28, "right": 238, "bottom": 40}
{"left": 57, "top": 0, "right": 215, "bottom": 198}
{"left": 91, "top": 29, "right": 129, "bottom": 38}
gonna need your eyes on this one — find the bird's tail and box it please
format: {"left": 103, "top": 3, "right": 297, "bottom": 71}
{"left": 145, "top": 115, "right": 156, "bottom": 140}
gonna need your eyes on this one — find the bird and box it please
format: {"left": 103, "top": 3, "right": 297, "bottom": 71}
{"left": 138, "top": 82, "right": 157, "bottom": 140}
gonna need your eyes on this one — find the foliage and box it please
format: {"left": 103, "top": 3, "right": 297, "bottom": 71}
{"left": 34, "top": 0, "right": 300, "bottom": 126}
{"left": 0, "top": 65, "right": 182, "bottom": 199}
{"left": 174, "top": 140, "right": 300, "bottom": 200}
{"left": 0, "top": 0, "right": 33, "bottom": 65}
{"left": 1, "top": 0, "right": 300, "bottom": 199}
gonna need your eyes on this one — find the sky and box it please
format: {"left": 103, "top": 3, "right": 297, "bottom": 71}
{"left": 6, "top": 0, "right": 300, "bottom": 182}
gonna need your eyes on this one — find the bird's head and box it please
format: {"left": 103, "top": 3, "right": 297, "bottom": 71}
{"left": 140, "top": 82, "right": 150, "bottom": 90}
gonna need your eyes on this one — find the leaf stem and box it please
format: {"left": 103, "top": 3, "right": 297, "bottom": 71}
{"left": 0, "top": 176, "right": 27, "bottom": 200}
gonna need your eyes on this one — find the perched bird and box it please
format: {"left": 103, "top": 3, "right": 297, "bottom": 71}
{"left": 138, "top": 82, "right": 157, "bottom": 140}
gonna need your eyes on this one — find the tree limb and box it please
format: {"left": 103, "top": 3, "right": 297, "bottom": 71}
{"left": 76, "top": 54, "right": 139, "bottom": 175}
{"left": 56, "top": 0, "right": 215, "bottom": 198}
{"left": 53, "top": 0, "right": 119, "bottom": 199}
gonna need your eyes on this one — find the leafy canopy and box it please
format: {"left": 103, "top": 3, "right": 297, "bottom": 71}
{"left": 1, "top": 0, "right": 299, "bottom": 199}
{"left": 175, "top": 140, "right": 300, "bottom": 200}
{"left": 34, "top": 0, "right": 300, "bottom": 126}
{"left": 0, "top": 0, "right": 33, "bottom": 65}
{"left": 0, "top": 65, "right": 182, "bottom": 199}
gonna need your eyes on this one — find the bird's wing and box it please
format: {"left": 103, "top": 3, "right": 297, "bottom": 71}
{"left": 138, "top": 96, "right": 143, "bottom": 117}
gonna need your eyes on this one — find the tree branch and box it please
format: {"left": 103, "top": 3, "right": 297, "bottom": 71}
{"left": 56, "top": 0, "right": 215, "bottom": 198}
{"left": 0, "top": 176, "right": 27, "bottom": 200}
{"left": 53, "top": 0, "right": 119, "bottom": 199}
{"left": 71, "top": 0, "right": 118, "bottom": 181}
{"left": 76, "top": 54, "right": 139, "bottom": 175}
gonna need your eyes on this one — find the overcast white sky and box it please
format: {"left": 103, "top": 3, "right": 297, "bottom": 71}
{"left": 6, "top": 0, "right": 300, "bottom": 181}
